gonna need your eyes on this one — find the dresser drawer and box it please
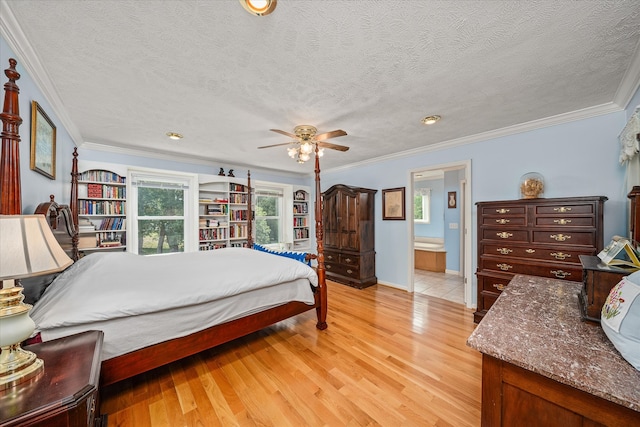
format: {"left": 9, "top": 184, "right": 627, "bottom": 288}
{"left": 480, "top": 256, "right": 582, "bottom": 280}
{"left": 479, "top": 274, "right": 512, "bottom": 294}
{"left": 534, "top": 203, "right": 595, "bottom": 215}
{"left": 534, "top": 216, "right": 595, "bottom": 227}
{"left": 482, "top": 243, "right": 594, "bottom": 264}
{"left": 481, "top": 228, "right": 529, "bottom": 243}
{"left": 481, "top": 216, "right": 527, "bottom": 226}
{"left": 480, "top": 206, "right": 526, "bottom": 216}
{"left": 532, "top": 230, "right": 595, "bottom": 246}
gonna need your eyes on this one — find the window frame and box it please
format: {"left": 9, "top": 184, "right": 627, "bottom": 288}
{"left": 414, "top": 188, "right": 431, "bottom": 224}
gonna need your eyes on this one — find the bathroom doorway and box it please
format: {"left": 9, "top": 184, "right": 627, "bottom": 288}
{"left": 408, "top": 160, "right": 472, "bottom": 308}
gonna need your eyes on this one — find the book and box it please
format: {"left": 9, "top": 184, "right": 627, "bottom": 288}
{"left": 598, "top": 236, "right": 640, "bottom": 269}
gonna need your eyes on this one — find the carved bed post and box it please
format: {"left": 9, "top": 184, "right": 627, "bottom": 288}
{"left": 70, "top": 147, "right": 79, "bottom": 259}
{"left": 0, "top": 58, "right": 23, "bottom": 214}
{"left": 314, "top": 144, "right": 328, "bottom": 330}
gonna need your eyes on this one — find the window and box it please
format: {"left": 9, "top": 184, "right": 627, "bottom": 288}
{"left": 128, "top": 170, "right": 197, "bottom": 255}
{"left": 254, "top": 187, "right": 283, "bottom": 246}
{"left": 414, "top": 188, "right": 431, "bottom": 223}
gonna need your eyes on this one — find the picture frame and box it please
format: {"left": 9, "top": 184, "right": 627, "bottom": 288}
{"left": 448, "top": 191, "right": 457, "bottom": 209}
{"left": 382, "top": 187, "right": 405, "bottom": 220}
{"left": 30, "top": 100, "right": 56, "bottom": 179}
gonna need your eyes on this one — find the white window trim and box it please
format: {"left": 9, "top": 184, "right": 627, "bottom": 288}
{"left": 414, "top": 188, "right": 431, "bottom": 224}
{"left": 128, "top": 167, "right": 199, "bottom": 254}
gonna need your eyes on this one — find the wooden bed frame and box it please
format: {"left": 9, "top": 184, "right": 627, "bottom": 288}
{"left": 1, "top": 58, "right": 327, "bottom": 387}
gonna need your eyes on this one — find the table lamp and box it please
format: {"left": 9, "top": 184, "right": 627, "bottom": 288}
{"left": 0, "top": 215, "right": 73, "bottom": 390}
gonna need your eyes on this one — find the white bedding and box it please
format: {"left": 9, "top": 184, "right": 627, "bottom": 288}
{"left": 31, "top": 248, "right": 318, "bottom": 359}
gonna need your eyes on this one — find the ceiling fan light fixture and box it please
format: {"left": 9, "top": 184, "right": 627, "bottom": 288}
{"left": 300, "top": 152, "right": 311, "bottom": 162}
{"left": 317, "top": 148, "right": 324, "bottom": 157}
{"left": 239, "top": 0, "right": 277, "bottom": 16}
{"left": 166, "top": 132, "right": 183, "bottom": 140}
{"left": 287, "top": 147, "right": 297, "bottom": 158}
{"left": 421, "top": 115, "right": 441, "bottom": 125}
{"left": 300, "top": 141, "right": 313, "bottom": 154}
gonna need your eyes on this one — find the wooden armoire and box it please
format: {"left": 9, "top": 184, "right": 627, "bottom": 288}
{"left": 322, "top": 184, "right": 377, "bottom": 288}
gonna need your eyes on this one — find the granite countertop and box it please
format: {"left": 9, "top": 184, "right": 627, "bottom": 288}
{"left": 467, "top": 274, "right": 640, "bottom": 412}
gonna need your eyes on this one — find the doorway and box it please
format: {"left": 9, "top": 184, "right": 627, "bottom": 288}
{"left": 408, "top": 160, "right": 473, "bottom": 309}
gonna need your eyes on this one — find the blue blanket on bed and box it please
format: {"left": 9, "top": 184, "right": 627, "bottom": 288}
{"left": 253, "top": 243, "right": 310, "bottom": 266}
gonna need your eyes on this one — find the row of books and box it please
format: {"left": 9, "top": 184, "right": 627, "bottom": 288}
{"left": 200, "top": 228, "right": 228, "bottom": 241}
{"left": 199, "top": 218, "right": 228, "bottom": 228}
{"left": 229, "top": 224, "right": 247, "bottom": 238}
{"left": 98, "top": 217, "right": 125, "bottom": 230}
{"left": 293, "top": 205, "right": 308, "bottom": 214}
{"left": 199, "top": 198, "right": 228, "bottom": 203}
{"left": 80, "top": 170, "right": 126, "bottom": 184}
{"left": 230, "top": 210, "right": 248, "bottom": 221}
{"left": 79, "top": 200, "right": 125, "bottom": 215}
{"left": 294, "top": 217, "right": 308, "bottom": 227}
{"left": 78, "top": 232, "right": 124, "bottom": 249}
{"left": 229, "top": 194, "right": 248, "bottom": 204}
{"left": 229, "top": 183, "right": 247, "bottom": 192}
{"left": 87, "top": 183, "right": 126, "bottom": 199}
{"left": 199, "top": 243, "right": 227, "bottom": 251}
{"left": 294, "top": 228, "right": 310, "bottom": 239}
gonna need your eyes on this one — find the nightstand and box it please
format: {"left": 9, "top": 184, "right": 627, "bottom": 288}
{"left": 0, "top": 330, "right": 104, "bottom": 427}
{"left": 579, "top": 255, "right": 629, "bottom": 322}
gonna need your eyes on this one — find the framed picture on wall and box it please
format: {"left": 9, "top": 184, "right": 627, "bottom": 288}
{"left": 448, "top": 191, "right": 457, "bottom": 209}
{"left": 30, "top": 101, "right": 57, "bottom": 179}
{"left": 382, "top": 187, "right": 405, "bottom": 220}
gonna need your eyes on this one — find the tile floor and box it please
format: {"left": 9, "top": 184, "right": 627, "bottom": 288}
{"left": 414, "top": 269, "right": 465, "bottom": 304}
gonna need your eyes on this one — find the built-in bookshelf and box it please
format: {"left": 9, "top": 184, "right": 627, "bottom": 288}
{"left": 77, "top": 168, "right": 127, "bottom": 252}
{"left": 198, "top": 177, "right": 250, "bottom": 251}
{"left": 292, "top": 188, "right": 310, "bottom": 251}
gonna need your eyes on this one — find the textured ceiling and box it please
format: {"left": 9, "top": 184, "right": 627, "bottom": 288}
{"left": 2, "top": 0, "right": 640, "bottom": 175}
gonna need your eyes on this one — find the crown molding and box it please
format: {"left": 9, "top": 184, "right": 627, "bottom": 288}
{"left": 80, "top": 141, "right": 307, "bottom": 178}
{"left": 0, "top": 0, "right": 84, "bottom": 146}
{"left": 614, "top": 36, "right": 640, "bottom": 109}
{"left": 324, "top": 102, "right": 624, "bottom": 174}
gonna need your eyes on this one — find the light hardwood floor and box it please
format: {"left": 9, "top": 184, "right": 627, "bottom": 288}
{"left": 101, "top": 280, "right": 482, "bottom": 426}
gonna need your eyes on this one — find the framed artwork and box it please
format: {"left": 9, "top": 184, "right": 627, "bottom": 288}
{"left": 30, "top": 101, "right": 57, "bottom": 179}
{"left": 448, "top": 191, "right": 457, "bottom": 209}
{"left": 382, "top": 187, "right": 405, "bottom": 220}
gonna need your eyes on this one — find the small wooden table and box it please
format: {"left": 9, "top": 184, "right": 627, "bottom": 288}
{"left": 579, "top": 255, "right": 629, "bottom": 322}
{"left": 0, "top": 330, "right": 104, "bottom": 427}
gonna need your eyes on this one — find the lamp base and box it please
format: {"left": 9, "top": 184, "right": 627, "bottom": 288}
{"left": 0, "top": 344, "right": 44, "bottom": 390}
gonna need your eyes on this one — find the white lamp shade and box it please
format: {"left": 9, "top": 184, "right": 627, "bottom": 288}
{"left": 0, "top": 215, "right": 73, "bottom": 281}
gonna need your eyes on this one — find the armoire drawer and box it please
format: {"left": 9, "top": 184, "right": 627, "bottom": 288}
{"left": 325, "top": 262, "right": 360, "bottom": 278}
{"left": 481, "top": 228, "right": 529, "bottom": 243}
{"left": 532, "top": 230, "right": 596, "bottom": 246}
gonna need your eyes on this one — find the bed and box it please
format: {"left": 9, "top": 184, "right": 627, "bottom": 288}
{"left": 0, "top": 58, "right": 328, "bottom": 387}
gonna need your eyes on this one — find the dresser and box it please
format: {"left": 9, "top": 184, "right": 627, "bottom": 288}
{"left": 0, "top": 331, "right": 104, "bottom": 427}
{"left": 322, "top": 184, "right": 377, "bottom": 288}
{"left": 474, "top": 196, "right": 606, "bottom": 323}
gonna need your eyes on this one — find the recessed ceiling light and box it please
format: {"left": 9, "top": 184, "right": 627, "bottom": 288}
{"left": 166, "top": 132, "right": 183, "bottom": 140}
{"left": 239, "top": 0, "right": 277, "bottom": 16}
{"left": 421, "top": 115, "right": 441, "bottom": 125}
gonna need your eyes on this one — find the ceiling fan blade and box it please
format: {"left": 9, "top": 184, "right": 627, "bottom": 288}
{"left": 258, "top": 142, "right": 295, "bottom": 149}
{"left": 269, "top": 129, "right": 297, "bottom": 139}
{"left": 314, "top": 129, "right": 347, "bottom": 140}
{"left": 317, "top": 141, "right": 350, "bottom": 152}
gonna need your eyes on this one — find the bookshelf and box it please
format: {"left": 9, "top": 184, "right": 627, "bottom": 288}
{"left": 198, "top": 177, "right": 250, "bottom": 250}
{"left": 77, "top": 168, "right": 127, "bottom": 253}
{"left": 292, "top": 188, "right": 310, "bottom": 251}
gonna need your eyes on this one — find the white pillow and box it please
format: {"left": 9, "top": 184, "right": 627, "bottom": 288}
{"left": 601, "top": 273, "right": 640, "bottom": 371}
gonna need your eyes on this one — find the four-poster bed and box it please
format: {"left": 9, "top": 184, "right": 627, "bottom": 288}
{"left": 0, "top": 58, "right": 328, "bottom": 387}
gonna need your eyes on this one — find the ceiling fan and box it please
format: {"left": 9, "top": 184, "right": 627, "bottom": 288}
{"left": 258, "top": 125, "right": 349, "bottom": 163}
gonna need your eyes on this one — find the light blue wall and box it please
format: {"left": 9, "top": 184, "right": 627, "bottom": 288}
{"left": 414, "top": 178, "right": 444, "bottom": 238}
{"left": 321, "top": 110, "right": 629, "bottom": 297}
{"left": 1, "top": 37, "right": 76, "bottom": 214}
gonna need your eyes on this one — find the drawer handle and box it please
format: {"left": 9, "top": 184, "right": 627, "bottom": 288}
{"left": 493, "top": 283, "right": 506, "bottom": 291}
{"left": 553, "top": 219, "right": 571, "bottom": 225}
{"left": 550, "top": 252, "right": 571, "bottom": 260}
{"left": 495, "top": 209, "right": 510, "bottom": 214}
{"left": 550, "top": 234, "right": 570, "bottom": 242}
{"left": 326, "top": 265, "right": 332, "bottom": 269}
{"left": 344, "top": 258, "right": 352, "bottom": 263}
{"left": 551, "top": 270, "right": 571, "bottom": 279}
{"left": 496, "top": 219, "right": 510, "bottom": 224}
{"left": 553, "top": 207, "right": 572, "bottom": 212}
{"left": 347, "top": 269, "right": 353, "bottom": 274}
{"left": 327, "top": 255, "right": 333, "bottom": 260}
{"left": 525, "top": 248, "right": 536, "bottom": 253}
{"left": 497, "top": 247, "right": 512, "bottom": 255}
{"left": 496, "top": 232, "right": 513, "bottom": 239}
{"left": 497, "top": 263, "right": 513, "bottom": 271}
